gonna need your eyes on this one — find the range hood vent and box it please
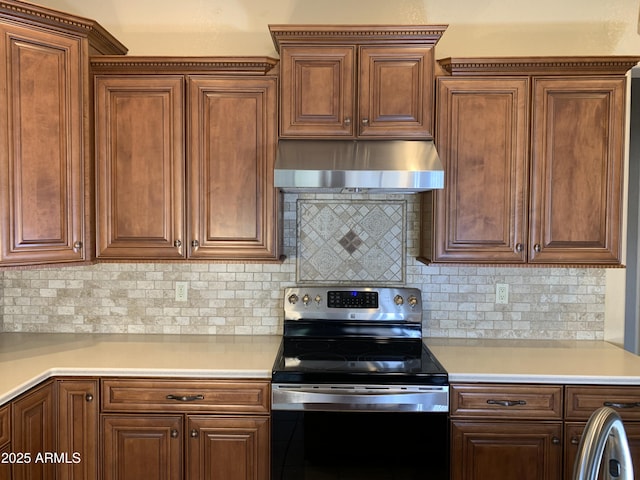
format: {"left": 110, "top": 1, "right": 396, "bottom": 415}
{"left": 274, "top": 139, "right": 444, "bottom": 194}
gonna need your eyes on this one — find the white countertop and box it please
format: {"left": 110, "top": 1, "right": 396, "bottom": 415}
{"left": 427, "top": 338, "right": 640, "bottom": 385}
{"left": 3, "top": 333, "right": 640, "bottom": 405}
{"left": 0, "top": 333, "right": 282, "bottom": 404}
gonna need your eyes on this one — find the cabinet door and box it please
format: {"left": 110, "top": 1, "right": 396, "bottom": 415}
{"left": 0, "top": 442, "right": 11, "bottom": 480}
{"left": 57, "top": 379, "right": 98, "bottom": 480}
{"left": 11, "top": 381, "right": 55, "bottom": 480}
{"left": 565, "top": 422, "right": 640, "bottom": 480}
{"left": 188, "top": 76, "right": 279, "bottom": 260}
{"left": 359, "top": 45, "right": 434, "bottom": 138}
{"left": 102, "top": 415, "right": 183, "bottom": 480}
{"left": 0, "top": 22, "right": 86, "bottom": 266}
{"left": 451, "top": 420, "right": 563, "bottom": 480}
{"left": 529, "top": 77, "right": 625, "bottom": 264}
{"left": 429, "top": 77, "right": 530, "bottom": 263}
{"left": 95, "top": 75, "right": 186, "bottom": 259}
{"left": 187, "top": 416, "right": 269, "bottom": 480}
{"left": 0, "top": 404, "right": 10, "bottom": 480}
{"left": 279, "top": 46, "right": 355, "bottom": 137}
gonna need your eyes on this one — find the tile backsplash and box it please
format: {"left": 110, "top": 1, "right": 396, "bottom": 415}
{"left": 0, "top": 193, "right": 606, "bottom": 339}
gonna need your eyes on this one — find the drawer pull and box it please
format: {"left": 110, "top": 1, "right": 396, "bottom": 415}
{"left": 166, "top": 394, "right": 205, "bottom": 402}
{"left": 487, "top": 399, "right": 527, "bottom": 407}
{"left": 603, "top": 401, "right": 640, "bottom": 409}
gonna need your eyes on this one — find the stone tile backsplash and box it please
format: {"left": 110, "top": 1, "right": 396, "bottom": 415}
{"left": 0, "top": 193, "right": 606, "bottom": 339}
{"left": 297, "top": 199, "right": 406, "bottom": 284}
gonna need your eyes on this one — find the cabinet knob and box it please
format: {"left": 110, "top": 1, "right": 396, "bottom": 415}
{"left": 174, "top": 239, "right": 182, "bottom": 248}
{"left": 344, "top": 118, "right": 352, "bottom": 126}
{"left": 171, "top": 429, "right": 179, "bottom": 439}
{"left": 515, "top": 243, "right": 524, "bottom": 253}
{"left": 571, "top": 436, "right": 581, "bottom": 445}
{"left": 191, "top": 240, "right": 199, "bottom": 250}
{"left": 73, "top": 241, "right": 83, "bottom": 253}
{"left": 190, "top": 429, "right": 199, "bottom": 438}
{"left": 552, "top": 437, "right": 561, "bottom": 445}
{"left": 361, "top": 118, "right": 369, "bottom": 125}
{"left": 534, "top": 244, "right": 542, "bottom": 253}
{"left": 85, "top": 393, "right": 93, "bottom": 402}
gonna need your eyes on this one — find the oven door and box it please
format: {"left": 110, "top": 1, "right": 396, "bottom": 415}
{"left": 271, "top": 384, "right": 449, "bottom": 479}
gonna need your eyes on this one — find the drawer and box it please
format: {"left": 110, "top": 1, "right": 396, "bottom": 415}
{"left": 566, "top": 385, "right": 640, "bottom": 421}
{"left": 450, "top": 383, "right": 563, "bottom": 419}
{"left": 102, "top": 378, "right": 270, "bottom": 414}
{"left": 0, "top": 404, "right": 8, "bottom": 447}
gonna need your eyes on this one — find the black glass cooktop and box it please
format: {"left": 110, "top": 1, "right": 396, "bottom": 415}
{"left": 272, "top": 337, "right": 448, "bottom": 386}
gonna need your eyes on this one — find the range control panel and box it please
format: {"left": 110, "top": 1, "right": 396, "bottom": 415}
{"left": 283, "top": 286, "right": 422, "bottom": 323}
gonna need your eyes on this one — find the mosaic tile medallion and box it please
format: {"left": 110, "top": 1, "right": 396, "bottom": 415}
{"left": 297, "top": 199, "right": 406, "bottom": 285}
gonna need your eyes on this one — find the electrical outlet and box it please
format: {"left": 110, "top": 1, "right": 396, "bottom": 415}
{"left": 175, "top": 282, "right": 188, "bottom": 302}
{"left": 496, "top": 283, "right": 509, "bottom": 304}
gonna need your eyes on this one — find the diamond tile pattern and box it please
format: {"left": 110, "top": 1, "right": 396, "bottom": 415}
{"left": 297, "top": 199, "right": 406, "bottom": 284}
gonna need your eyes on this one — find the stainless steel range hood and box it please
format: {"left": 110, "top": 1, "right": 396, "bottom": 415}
{"left": 274, "top": 139, "right": 444, "bottom": 193}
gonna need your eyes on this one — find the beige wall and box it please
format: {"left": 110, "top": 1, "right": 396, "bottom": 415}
{"left": 35, "top": 0, "right": 639, "bottom": 57}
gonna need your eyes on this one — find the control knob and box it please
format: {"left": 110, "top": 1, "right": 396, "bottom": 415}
{"left": 314, "top": 295, "right": 322, "bottom": 305}
{"left": 408, "top": 295, "right": 418, "bottom": 308}
{"left": 394, "top": 295, "right": 404, "bottom": 306}
{"left": 288, "top": 294, "right": 299, "bottom": 304}
{"left": 302, "top": 294, "right": 310, "bottom": 306}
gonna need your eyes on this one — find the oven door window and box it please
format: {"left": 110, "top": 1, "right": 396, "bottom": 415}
{"left": 272, "top": 411, "right": 449, "bottom": 479}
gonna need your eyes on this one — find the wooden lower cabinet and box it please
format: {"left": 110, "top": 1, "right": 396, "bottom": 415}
{"left": 451, "top": 420, "right": 563, "bottom": 480}
{"left": 101, "top": 414, "right": 269, "bottom": 480}
{"left": 11, "top": 380, "right": 56, "bottom": 480}
{"left": 564, "top": 422, "right": 640, "bottom": 480}
{"left": 100, "top": 378, "right": 270, "bottom": 480}
{"left": 187, "top": 416, "right": 269, "bottom": 480}
{"left": 0, "top": 404, "right": 10, "bottom": 480}
{"left": 57, "top": 379, "right": 99, "bottom": 480}
{"left": 450, "top": 383, "right": 564, "bottom": 480}
{"left": 102, "top": 415, "right": 183, "bottom": 480}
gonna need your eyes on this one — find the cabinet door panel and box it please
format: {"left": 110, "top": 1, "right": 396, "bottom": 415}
{"left": 57, "top": 379, "right": 98, "bottom": 480}
{"left": 187, "top": 416, "right": 269, "bottom": 480}
{"left": 0, "top": 443, "right": 11, "bottom": 480}
{"left": 279, "top": 46, "right": 355, "bottom": 137}
{"left": 565, "top": 422, "right": 640, "bottom": 480}
{"left": 0, "top": 23, "right": 85, "bottom": 265}
{"left": 359, "top": 46, "right": 433, "bottom": 138}
{"left": 11, "top": 381, "right": 55, "bottom": 480}
{"left": 451, "top": 420, "right": 563, "bottom": 480}
{"left": 102, "top": 415, "right": 183, "bottom": 480}
{"left": 529, "top": 77, "right": 624, "bottom": 264}
{"left": 188, "top": 76, "right": 278, "bottom": 259}
{"left": 431, "top": 77, "right": 529, "bottom": 262}
{"left": 95, "top": 75, "right": 185, "bottom": 259}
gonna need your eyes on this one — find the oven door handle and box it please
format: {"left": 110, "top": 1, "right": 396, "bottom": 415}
{"left": 272, "top": 386, "right": 449, "bottom": 412}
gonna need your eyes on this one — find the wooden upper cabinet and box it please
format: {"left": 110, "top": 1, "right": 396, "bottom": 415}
{"left": 529, "top": 76, "right": 625, "bottom": 264}
{"left": 422, "top": 56, "right": 639, "bottom": 265}
{"left": 91, "top": 58, "right": 280, "bottom": 261}
{"left": 188, "top": 75, "right": 279, "bottom": 260}
{"left": 95, "top": 75, "right": 186, "bottom": 259}
{"left": 0, "top": 0, "right": 126, "bottom": 268}
{"left": 270, "top": 25, "right": 446, "bottom": 139}
{"left": 427, "top": 76, "right": 530, "bottom": 263}
{"left": 279, "top": 45, "right": 355, "bottom": 137}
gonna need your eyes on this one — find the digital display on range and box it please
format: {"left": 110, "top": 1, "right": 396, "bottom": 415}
{"left": 327, "top": 290, "right": 378, "bottom": 308}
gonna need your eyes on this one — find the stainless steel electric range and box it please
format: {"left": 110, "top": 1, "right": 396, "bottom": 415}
{"left": 271, "top": 286, "right": 449, "bottom": 480}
